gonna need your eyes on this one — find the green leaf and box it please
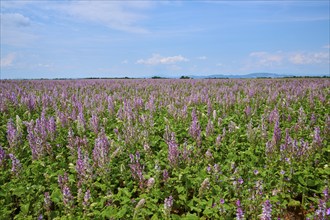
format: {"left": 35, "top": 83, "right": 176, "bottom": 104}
{"left": 298, "top": 176, "right": 306, "bottom": 186}
{"left": 51, "top": 188, "right": 62, "bottom": 204}
{"left": 151, "top": 213, "right": 159, "bottom": 220}
{"left": 288, "top": 199, "right": 300, "bottom": 207}
{"left": 307, "top": 179, "right": 317, "bottom": 187}
{"left": 179, "top": 194, "right": 186, "bottom": 202}
{"left": 175, "top": 185, "right": 185, "bottom": 193}
{"left": 101, "top": 206, "right": 116, "bottom": 218}
{"left": 171, "top": 214, "right": 182, "bottom": 220}
{"left": 116, "top": 206, "right": 127, "bottom": 218}
{"left": 270, "top": 196, "right": 280, "bottom": 203}
{"left": 12, "top": 186, "right": 25, "bottom": 196}
{"left": 184, "top": 213, "right": 199, "bottom": 220}
{"left": 20, "top": 203, "right": 30, "bottom": 214}
{"left": 203, "top": 207, "right": 214, "bottom": 216}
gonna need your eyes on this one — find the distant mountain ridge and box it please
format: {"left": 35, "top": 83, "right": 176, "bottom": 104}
{"left": 187, "top": 72, "right": 327, "bottom": 79}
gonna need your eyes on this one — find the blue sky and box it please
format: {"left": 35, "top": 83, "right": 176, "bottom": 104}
{"left": 1, "top": 0, "right": 329, "bottom": 79}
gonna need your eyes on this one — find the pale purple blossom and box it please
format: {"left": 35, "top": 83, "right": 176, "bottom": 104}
{"left": 272, "top": 120, "right": 281, "bottom": 146}
{"left": 147, "top": 177, "right": 155, "bottom": 189}
{"left": 8, "top": 153, "right": 21, "bottom": 175}
{"left": 206, "top": 119, "right": 214, "bottom": 135}
{"left": 62, "top": 186, "right": 73, "bottom": 207}
{"left": 7, "top": 119, "right": 18, "bottom": 149}
{"left": 58, "top": 173, "right": 69, "bottom": 190}
{"left": 238, "top": 177, "right": 244, "bottom": 185}
{"left": 236, "top": 200, "right": 244, "bottom": 220}
{"left": 261, "top": 200, "right": 272, "bottom": 220}
{"left": 93, "top": 130, "right": 110, "bottom": 169}
{"left": 163, "top": 169, "right": 169, "bottom": 182}
{"left": 313, "top": 127, "right": 322, "bottom": 147}
{"left": 0, "top": 147, "right": 6, "bottom": 166}
{"left": 205, "top": 149, "right": 213, "bottom": 159}
{"left": 314, "top": 199, "right": 326, "bottom": 218}
{"left": 198, "top": 178, "right": 210, "bottom": 197}
{"left": 129, "top": 152, "right": 145, "bottom": 188}
{"left": 135, "top": 198, "right": 146, "bottom": 209}
{"left": 83, "top": 189, "right": 91, "bottom": 207}
{"left": 164, "top": 195, "right": 173, "bottom": 211}
{"left": 167, "top": 132, "right": 179, "bottom": 167}
{"left": 189, "top": 109, "right": 201, "bottom": 141}
{"left": 244, "top": 106, "right": 251, "bottom": 116}
{"left": 90, "top": 114, "right": 99, "bottom": 134}
{"left": 44, "top": 192, "right": 51, "bottom": 212}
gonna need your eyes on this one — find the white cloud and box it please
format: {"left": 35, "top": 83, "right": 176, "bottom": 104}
{"left": 0, "top": 53, "right": 16, "bottom": 67}
{"left": 59, "top": 1, "right": 153, "bottom": 33}
{"left": 121, "top": 60, "right": 129, "bottom": 64}
{"left": 197, "top": 56, "right": 207, "bottom": 60}
{"left": 288, "top": 52, "right": 329, "bottom": 65}
{"left": 0, "top": 13, "right": 37, "bottom": 46}
{"left": 1, "top": 13, "right": 31, "bottom": 27}
{"left": 245, "top": 50, "right": 329, "bottom": 71}
{"left": 249, "top": 51, "right": 283, "bottom": 66}
{"left": 137, "top": 54, "right": 189, "bottom": 65}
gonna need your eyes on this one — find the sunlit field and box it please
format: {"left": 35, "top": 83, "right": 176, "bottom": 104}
{"left": 0, "top": 78, "right": 329, "bottom": 219}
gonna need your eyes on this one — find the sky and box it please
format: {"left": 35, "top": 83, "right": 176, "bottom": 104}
{"left": 0, "top": 0, "right": 329, "bottom": 79}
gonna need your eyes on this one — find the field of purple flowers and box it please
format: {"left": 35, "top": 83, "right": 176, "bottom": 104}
{"left": 0, "top": 78, "right": 329, "bottom": 219}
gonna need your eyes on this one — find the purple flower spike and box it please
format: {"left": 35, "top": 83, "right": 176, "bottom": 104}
{"left": 0, "top": 147, "right": 6, "bottom": 166}
{"left": 236, "top": 200, "right": 244, "bottom": 220}
{"left": 272, "top": 120, "right": 281, "bottom": 146}
{"left": 8, "top": 153, "right": 21, "bottom": 175}
{"left": 7, "top": 119, "right": 18, "bottom": 149}
{"left": 92, "top": 130, "right": 110, "bottom": 169}
{"left": 163, "top": 169, "right": 169, "bottom": 182}
{"left": 164, "top": 195, "right": 173, "bottom": 210}
{"left": 167, "top": 132, "right": 179, "bottom": 167}
{"left": 164, "top": 195, "right": 173, "bottom": 216}
{"left": 62, "top": 186, "right": 73, "bottom": 207}
{"left": 44, "top": 192, "right": 52, "bottom": 211}
{"left": 83, "top": 189, "right": 91, "bottom": 207}
{"left": 313, "top": 127, "right": 322, "bottom": 147}
{"left": 261, "top": 200, "right": 272, "bottom": 220}
{"left": 129, "top": 152, "right": 145, "bottom": 188}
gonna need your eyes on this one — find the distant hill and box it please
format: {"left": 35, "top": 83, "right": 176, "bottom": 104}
{"left": 187, "top": 73, "right": 328, "bottom": 79}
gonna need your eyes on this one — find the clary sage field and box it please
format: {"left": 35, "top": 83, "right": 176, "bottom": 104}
{"left": 0, "top": 79, "right": 329, "bottom": 219}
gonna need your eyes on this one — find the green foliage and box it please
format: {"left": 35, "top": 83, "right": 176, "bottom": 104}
{"left": 0, "top": 78, "right": 329, "bottom": 219}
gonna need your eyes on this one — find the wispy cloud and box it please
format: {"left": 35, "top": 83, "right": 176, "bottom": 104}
{"left": 1, "top": 13, "right": 31, "bottom": 27}
{"left": 249, "top": 51, "right": 283, "bottom": 67}
{"left": 0, "top": 53, "right": 16, "bottom": 67}
{"left": 137, "top": 54, "right": 189, "bottom": 65}
{"left": 58, "top": 1, "right": 152, "bottom": 33}
{"left": 245, "top": 50, "right": 329, "bottom": 71}
{"left": 2, "top": 1, "right": 153, "bottom": 33}
{"left": 197, "top": 56, "right": 207, "bottom": 60}
{"left": 0, "top": 12, "right": 37, "bottom": 46}
{"left": 288, "top": 52, "right": 329, "bottom": 65}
